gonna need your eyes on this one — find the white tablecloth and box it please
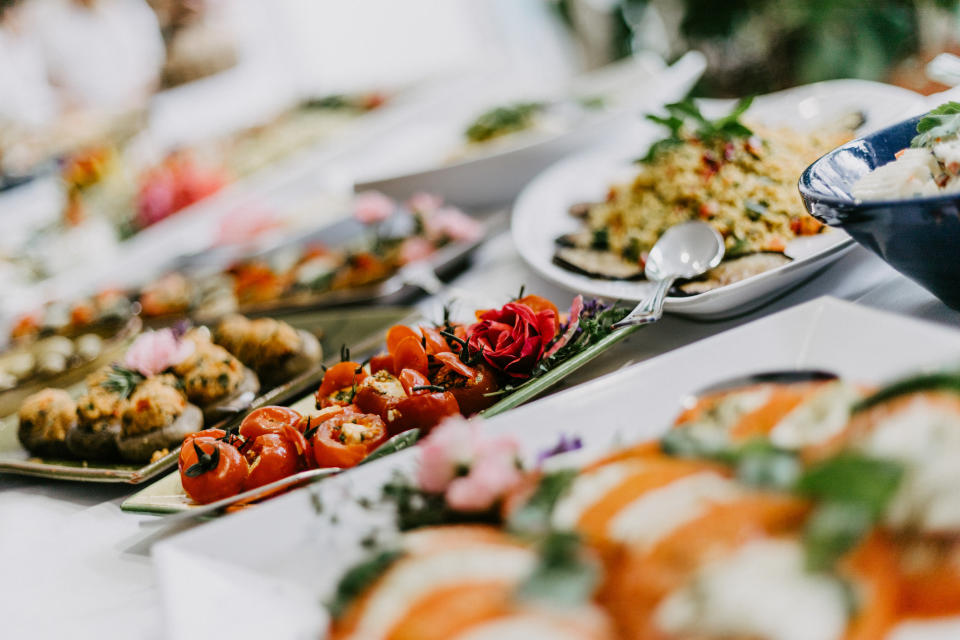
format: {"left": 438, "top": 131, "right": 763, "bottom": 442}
{"left": 2, "top": 230, "right": 959, "bottom": 639}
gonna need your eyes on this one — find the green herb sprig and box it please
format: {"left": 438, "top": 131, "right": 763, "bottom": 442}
{"left": 641, "top": 96, "right": 755, "bottom": 163}
{"left": 100, "top": 364, "right": 145, "bottom": 400}
{"left": 515, "top": 531, "right": 598, "bottom": 607}
{"left": 911, "top": 102, "right": 960, "bottom": 148}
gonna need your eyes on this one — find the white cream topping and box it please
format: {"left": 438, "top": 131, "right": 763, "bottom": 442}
{"left": 655, "top": 538, "right": 848, "bottom": 640}
{"left": 852, "top": 147, "right": 943, "bottom": 200}
{"left": 551, "top": 461, "right": 646, "bottom": 531}
{"left": 682, "top": 387, "right": 774, "bottom": 443}
{"left": 347, "top": 544, "right": 535, "bottom": 639}
{"left": 451, "top": 615, "right": 596, "bottom": 640}
{"left": 607, "top": 472, "right": 742, "bottom": 549}
{"left": 770, "top": 381, "right": 861, "bottom": 449}
{"left": 857, "top": 397, "right": 960, "bottom": 532}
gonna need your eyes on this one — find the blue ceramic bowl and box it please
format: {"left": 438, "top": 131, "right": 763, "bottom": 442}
{"left": 799, "top": 114, "right": 960, "bottom": 309}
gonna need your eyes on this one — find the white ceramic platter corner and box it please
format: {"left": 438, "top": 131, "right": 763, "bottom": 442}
{"left": 512, "top": 79, "right": 928, "bottom": 319}
{"left": 154, "top": 297, "right": 960, "bottom": 639}
{"left": 351, "top": 52, "right": 706, "bottom": 210}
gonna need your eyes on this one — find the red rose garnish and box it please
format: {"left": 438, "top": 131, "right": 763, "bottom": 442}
{"left": 466, "top": 301, "right": 559, "bottom": 379}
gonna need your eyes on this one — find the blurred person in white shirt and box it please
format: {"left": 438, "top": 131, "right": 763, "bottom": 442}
{"left": 0, "top": 0, "right": 59, "bottom": 130}
{"left": 29, "top": 0, "right": 165, "bottom": 112}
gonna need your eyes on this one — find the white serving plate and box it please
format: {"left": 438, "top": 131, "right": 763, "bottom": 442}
{"left": 154, "top": 297, "right": 960, "bottom": 639}
{"left": 351, "top": 52, "right": 707, "bottom": 210}
{"left": 512, "top": 79, "right": 928, "bottom": 319}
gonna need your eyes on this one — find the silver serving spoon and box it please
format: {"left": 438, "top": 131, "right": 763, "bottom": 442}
{"left": 612, "top": 221, "right": 725, "bottom": 328}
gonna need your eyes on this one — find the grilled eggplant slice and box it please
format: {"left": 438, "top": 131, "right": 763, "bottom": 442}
{"left": 553, "top": 246, "right": 645, "bottom": 280}
{"left": 674, "top": 253, "right": 791, "bottom": 296}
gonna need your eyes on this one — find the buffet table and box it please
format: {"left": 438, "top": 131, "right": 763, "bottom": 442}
{"left": 3, "top": 227, "right": 959, "bottom": 638}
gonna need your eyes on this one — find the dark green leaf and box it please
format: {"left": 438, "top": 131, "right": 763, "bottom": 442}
{"left": 796, "top": 454, "right": 903, "bottom": 518}
{"left": 854, "top": 371, "right": 960, "bottom": 414}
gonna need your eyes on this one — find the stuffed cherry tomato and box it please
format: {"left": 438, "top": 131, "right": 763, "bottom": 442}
{"left": 312, "top": 411, "right": 387, "bottom": 468}
{"left": 355, "top": 370, "right": 407, "bottom": 420}
{"left": 434, "top": 360, "right": 500, "bottom": 416}
{"left": 316, "top": 361, "right": 367, "bottom": 408}
{"left": 386, "top": 391, "right": 460, "bottom": 436}
{"left": 178, "top": 434, "right": 248, "bottom": 504}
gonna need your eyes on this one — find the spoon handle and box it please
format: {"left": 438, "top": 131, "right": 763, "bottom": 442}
{"left": 612, "top": 276, "right": 676, "bottom": 328}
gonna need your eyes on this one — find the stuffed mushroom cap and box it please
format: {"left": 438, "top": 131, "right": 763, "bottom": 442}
{"left": 214, "top": 315, "right": 321, "bottom": 382}
{"left": 18, "top": 388, "right": 77, "bottom": 458}
{"left": 119, "top": 374, "right": 188, "bottom": 436}
{"left": 173, "top": 341, "right": 246, "bottom": 405}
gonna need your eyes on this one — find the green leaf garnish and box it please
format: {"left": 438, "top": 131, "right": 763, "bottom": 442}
{"left": 465, "top": 102, "right": 545, "bottom": 143}
{"left": 640, "top": 96, "right": 755, "bottom": 163}
{"left": 326, "top": 549, "right": 403, "bottom": 619}
{"left": 516, "top": 531, "right": 598, "bottom": 607}
{"left": 796, "top": 454, "right": 903, "bottom": 571}
{"left": 101, "top": 364, "right": 145, "bottom": 400}
{"left": 507, "top": 470, "right": 578, "bottom": 536}
{"left": 911, "top": 102, "right": 960, "bottom": 148}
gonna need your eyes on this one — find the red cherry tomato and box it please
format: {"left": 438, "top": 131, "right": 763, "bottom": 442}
{"left": 178, "top": 436, "right": 248, "bottom": 505}
{"left": 393, "top": 336, "right": 429, "bottom": 375}
{"left": 386, "top": 391, "right": 460, "bottom": 436}
{"left": 239, "top": 406, "right": 303, "bottom": 440}
{"left": 312, "top": 412, "right": 387, "bottom": 468}
{"left": 398, "top": 368, "right": 431, "bottom": 395}
{"left": 243, "top": 432, "right": 302, "bottom": 491}
{"left": 385, "top": 325, "right": 419, "bottom": 354}
{"left": 315, "top": 361, "right": 368, "bottom": 408}
{"left": 370, "top": 353, "right": 395, "bottom": 376}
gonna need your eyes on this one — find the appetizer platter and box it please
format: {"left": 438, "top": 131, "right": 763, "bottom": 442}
{"left": 124, "top": 291, "right": 641, "bottom": 514}
{"left": 354, "top": 52, "right": 706, "bottom": 209}
{"left": 0, "top": 307, "right": 411, "bottom": 483}
{"left": 152, "top": 297, "right": 960, "bottom": 639}
{"left": 513, "top": 79, "right": 927, "bottom": 318}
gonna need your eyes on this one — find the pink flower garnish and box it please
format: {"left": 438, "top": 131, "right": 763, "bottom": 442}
{"left": 426, "top": 206, "right": 483, "bottom": 243}
{"left": 353, "top": 190, "right": 395, "bottom": 225}
{"left": 398, "top": 236, "right": 435, "bottom": 264}
{"left": 123, "top": 329, "right": 194, "bottom": 377}
{"left": 406, "top": 192, "right": 444, "bottom": 216}
{"left": 416, "top": 415, "right": 521, "bottom": 512}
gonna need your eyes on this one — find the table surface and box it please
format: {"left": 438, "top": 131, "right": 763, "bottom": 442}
{"left": 3, "top": 229, "right": 959, "bottom": 638}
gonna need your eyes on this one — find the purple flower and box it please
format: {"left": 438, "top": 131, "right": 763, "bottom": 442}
{"left": 536, "top": 434, "right": 583, "bottom": 465}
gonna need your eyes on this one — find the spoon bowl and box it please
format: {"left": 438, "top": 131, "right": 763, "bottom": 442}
{"left": 613, "top": 221, "right": 725, "bottom": 328}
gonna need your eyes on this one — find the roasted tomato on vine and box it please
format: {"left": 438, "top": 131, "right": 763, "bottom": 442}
{"left": 316, "top": 361, "right": 367, "bottom": 408}
{"left": 178, "top": 432, "right": 248, "bottom": 504}
{"left": 312, "top": 411, "right": 387, "bottom": 468}
{"left": 238, "top": 406, "right": 304, "bottom": 440}
{"left": 243, "top": 430, "right": 303, "bottom": 491}
{"left": 386, "top": 389, "right": 460, "bottom": 436}
{"left": 433, "top": 358, "right": 500, "bottom": 415}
